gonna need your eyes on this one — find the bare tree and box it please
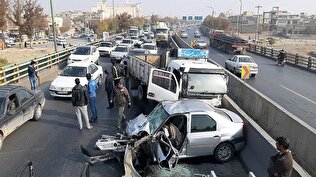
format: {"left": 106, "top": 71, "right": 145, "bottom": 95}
{"left": 23, "top": 0, "right": 45, "bottom": 47}
{"left": 117, "top": 13, "right": 132, "bottom": 32}
{"left": 0, "top": 0, "right": 9, "bottom": 49}
{"left": 9, "top": 0, "right": 25, "bottom": 47}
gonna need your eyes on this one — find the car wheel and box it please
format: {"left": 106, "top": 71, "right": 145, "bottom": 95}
{"left": 33, "top": 104, "right": 42, "bottom": 121}
{"left": 137, "top": 85, "right": 147, "bottom": 101}
{"left": 0, "top": 134, "right": 3, "bottom": 150}
{"left": 233, "top": 68, "right": 237, "bottom": 75}
{"left": 214, "top": 142, "right": 234, "bottom": 163}
{"left": 225, "top": 63, "right": 228, "bottom": 70}
{"left": 251, "top": 74, "right": 256, "bottom": 77}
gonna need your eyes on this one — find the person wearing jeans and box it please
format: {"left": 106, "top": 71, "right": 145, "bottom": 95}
{"left": 28, "top": 60, "right": 39, "bottom": 90}
{"left": 86, "top": 73, "right": 98, "bottom": 122}
{"left": 72, "top": 78, "right": 93, "bottom": 130}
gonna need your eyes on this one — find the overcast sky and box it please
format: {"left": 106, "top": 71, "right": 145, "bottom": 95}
{"left": 38, "top": 0, "right": 316, "bottom": 17}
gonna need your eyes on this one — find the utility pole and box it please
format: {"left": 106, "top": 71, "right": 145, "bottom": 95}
{"left": 237, "top": 0, "right": 242, "bottom": 37}
{"left": 255, "top": 5, "right": 262, "bottom": 44}
{"left": 49, "top": 0, "right": 57, "bottom": 52}
{"left": 112, "top": 0, "right": 115, "bottom": 33}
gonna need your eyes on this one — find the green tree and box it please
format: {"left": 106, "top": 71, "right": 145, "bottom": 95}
{"left": 0, "top": 0, "right": 9, "bottom": 49}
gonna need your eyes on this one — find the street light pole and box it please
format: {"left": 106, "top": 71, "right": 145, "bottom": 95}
{"left": 49, "top": 0, "right": 57, "bottom": 52}
{"left": 237, "top": 0, "right": 242, "bottom": 37}
{"left": 206, "top": 6, "right": 215, "bottom": 31}
{"left": 255, "top": 5, "right": 262, "bottom": 43}
{"left": 112, "top": 0, "right": 115, "bottom": 33}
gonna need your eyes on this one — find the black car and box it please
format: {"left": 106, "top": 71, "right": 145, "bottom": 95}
{"left": 0, "top": 85, "right": 45, "bottom": 150}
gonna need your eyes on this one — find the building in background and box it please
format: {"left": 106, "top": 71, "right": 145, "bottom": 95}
{"left": 91, "top": 0, "right": 141, "bottom": 20}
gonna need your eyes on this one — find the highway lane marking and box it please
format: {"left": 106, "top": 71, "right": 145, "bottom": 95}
{"left": 280, "top": 85, "right": 316, "bottom": 105}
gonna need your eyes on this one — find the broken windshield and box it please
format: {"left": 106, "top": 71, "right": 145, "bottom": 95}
{"left": 187, "top": 73, "right": 227, "bottom": 94}
{"left": 147, "top": 103, "right": 169, "bottom": 134}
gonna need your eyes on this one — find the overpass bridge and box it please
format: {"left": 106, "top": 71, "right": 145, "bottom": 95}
{"left": 0, "top": 31, "right": 314, "bottom": 177}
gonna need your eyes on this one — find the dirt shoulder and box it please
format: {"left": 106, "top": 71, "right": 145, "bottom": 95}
{"left": 0, "top": 48, "right": 55, "bottom": 66}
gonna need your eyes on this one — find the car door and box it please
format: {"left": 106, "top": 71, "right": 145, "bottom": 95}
{"left": 186, "top": 113, "right": 221, "bottom": 157}
{"left": 2, "top": 94, "right": 24, "bottom": 137}
{"left": 89, "top": 64, "right": 99, "bottom": 81}
{"left": 147, "top": 68, "right": 180, "bottom": 102}
{"left": 16, "top": 89, "right": 36, "bottom": 122}
{"left": 226, "top": 56, "right": 233, "bottom": 70}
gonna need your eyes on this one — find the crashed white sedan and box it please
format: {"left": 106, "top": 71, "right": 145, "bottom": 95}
{"left": 123, "top": 99, "right": 245, "bottom": 176}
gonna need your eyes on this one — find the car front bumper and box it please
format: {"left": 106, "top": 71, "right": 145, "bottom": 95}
{"left": 49, "top": 89, "right": 72, "bottom": 98}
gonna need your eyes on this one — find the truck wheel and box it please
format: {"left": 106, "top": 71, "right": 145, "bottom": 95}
{"left": 138, "top": 85, "right": 147, "bottom": 101}
{"left": 214, "top": 142, "right": 234, "bottom": 163}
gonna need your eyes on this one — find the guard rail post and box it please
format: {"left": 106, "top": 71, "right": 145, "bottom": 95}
{"left": 0, "top": 68, "right": 5, "bottom": 84}
{"left": 307, "top": 57, "right": 312, "bottom": 68}
{"left": 271, "top": 48, "right": 274, "bottom": 58}
{"left": 295, "top": 54, "right": 299, "bottom": 65}
{"left": 48, "top": 54, "right": 52, "bottom": 68}
{"left": 263, "top": 47, "right": 266, "bottom": 55}
{"left": 260, "top": 46, "right": 264, "bottom": 55}
{"left": 13, "top": 64, "right": 19, "bottom": 83}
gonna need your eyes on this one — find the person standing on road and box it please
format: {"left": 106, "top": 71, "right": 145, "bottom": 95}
{"left": 28, "top": 60, "right": 39, "bottom": 90}
{"left": 72, "top": 78, "right": 93, "bottom": 130}
{"left": 111, "top": 60, "right": 122, "bottom": 86}
{"left": 267, "top": 136, "right": 293, "bottom": 177}
{"left": 86, "top": 73, "right": 98, "bottom": 123}
{"left": 104, "top": 70, "right": 114, "bottom": 109}
{"left": 110, "top": 82, "right": 131, "bottom": 131}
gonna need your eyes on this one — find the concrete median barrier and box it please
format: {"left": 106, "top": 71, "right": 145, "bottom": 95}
{"left": 225, "top": 72, "right": 315, "bottom": 176}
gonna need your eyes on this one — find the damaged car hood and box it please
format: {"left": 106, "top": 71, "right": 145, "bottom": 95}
{"left": 126, "top": 114, "right": 150, "bottom": 136}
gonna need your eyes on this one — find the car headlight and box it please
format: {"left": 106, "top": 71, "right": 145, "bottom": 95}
{"left": 49, "top": 85, "right": 56, "bottom": 90}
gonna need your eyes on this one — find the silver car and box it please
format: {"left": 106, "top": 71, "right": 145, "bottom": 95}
{"left": 124, "top": 99, "right": 245, "bottom": 176}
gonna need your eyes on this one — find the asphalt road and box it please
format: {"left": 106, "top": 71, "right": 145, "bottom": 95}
{"left": 184, "top": 27, "right": 316, "bottom": 129}
{"left": 0, "top": 56, "right": 247, "bottom": 177}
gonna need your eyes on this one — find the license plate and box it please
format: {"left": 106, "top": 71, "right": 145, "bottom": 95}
{"left": 58, "top": 91, "right": 68, "bottom": 94}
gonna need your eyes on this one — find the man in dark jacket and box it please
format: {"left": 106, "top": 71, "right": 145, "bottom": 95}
{"left": 110, "top": 82, "right": 131, "bottom": 131}
{"left": 72, "top": 78, "right": 92, "bottom": 130}
{"left": 28, "top": 60, "right": 39, "bottom": 90}
{"left": 111, "top": 60, "right": 122, "bottom": 85}
{"left": 104, "top": 70, "right": 114, "bottom": 109}
{"left": 267, "top": 136, "right": 293, "bottom": 177}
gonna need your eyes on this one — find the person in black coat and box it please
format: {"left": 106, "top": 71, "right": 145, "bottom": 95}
{"left": 104, "top": 70, "right": 114, "bottom": 109}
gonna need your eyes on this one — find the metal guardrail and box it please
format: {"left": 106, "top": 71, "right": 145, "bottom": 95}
{"left": 247, "top": 44, "right": 316, "bottom": 71}
{"left": 0, "top": 33, "right": 125, "bottom": 86}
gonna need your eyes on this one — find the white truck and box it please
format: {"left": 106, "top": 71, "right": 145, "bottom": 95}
{"left": 128, "top": 26, "right": 139, "bottom": 36}
{"left": 128, "top": 48, "right": 228, "bottom": 107}
{"left": 155, "top": 22, "right": 169, "bottom": 47}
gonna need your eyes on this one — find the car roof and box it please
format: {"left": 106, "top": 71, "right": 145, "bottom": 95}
{"left": 0, "top": 85, "right": 23, "bottom": 97}
{"left": 76, "top": 46, "right": 93, "bottom": 49}
{"left": 67, "top": 61, "right": 94, "bottom": 67}
{"left": 169, "top": 60, "right": 222, "bottom": 70}
{"left": 162, "top": 100, "right": 214, "bottom": 115}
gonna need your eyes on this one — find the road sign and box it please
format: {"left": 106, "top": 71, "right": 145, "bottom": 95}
{"left": 241, "top": 65, "right": 250, "bottom": 79}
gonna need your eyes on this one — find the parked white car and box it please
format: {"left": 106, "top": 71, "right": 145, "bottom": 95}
{"left": 180, "top": 32, "right": 188, "bottom": 38}
{"left": 68, "top": 46, "right": 99, "bottom": 64}
{"left": 98, "top": 41, "right": 116, "bottom": 57}
{"left": 110, "top": 45, "right": 129, "bottom": 60}
{"left": 141, "top": 43, "right": 158, "bottom": 54}
{"left": 225, "top": 55, "right": 259, "bottom": 77}
{"left": 49, "top": 62, "right": 103, "bottom": 98}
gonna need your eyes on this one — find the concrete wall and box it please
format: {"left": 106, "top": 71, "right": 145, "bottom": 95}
{"left": 225, "top": 72, "right": 315, "bottom": 176}
{"left": 222, "top": 95, "right": 310, "bottom": 177}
